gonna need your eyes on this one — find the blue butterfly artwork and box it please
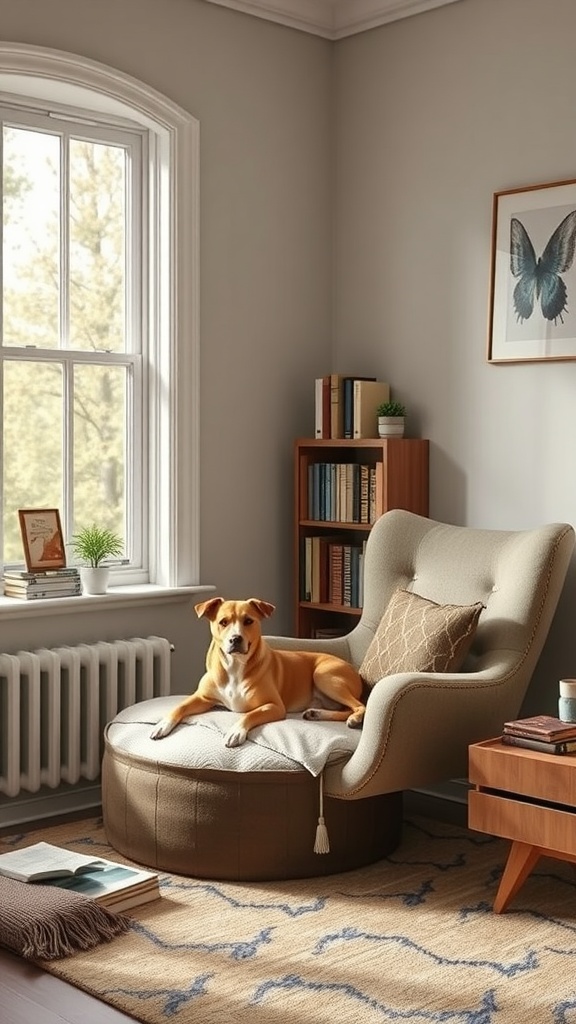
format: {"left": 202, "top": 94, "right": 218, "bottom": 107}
{"left": 510, "top": 209, "right": 576, "bottom": 324}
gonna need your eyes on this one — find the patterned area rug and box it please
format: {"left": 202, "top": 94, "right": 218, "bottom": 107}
{"left": 3, "top": 814, "right": 576, "bottom": 1023}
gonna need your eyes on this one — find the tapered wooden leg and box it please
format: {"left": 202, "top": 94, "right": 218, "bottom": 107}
{"left": 493, "top": 841, "right": 541, "bottom": 913}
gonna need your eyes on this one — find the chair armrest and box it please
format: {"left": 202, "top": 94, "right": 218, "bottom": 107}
{"left": 324, "top": 657, "right": 518, "bottom": 799}
{"left": 265, "top": 633, "right": 353, "bottom": 661}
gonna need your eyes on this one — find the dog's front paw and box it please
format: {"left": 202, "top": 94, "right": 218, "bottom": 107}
{"left": 302, "top": 708, "right": 322, "bottom": 720}
{"left": 150, "top": 718, "right": 176, "bottom": 740}
{"left": 224, "top": 725, "right": 248, "bottom": 747}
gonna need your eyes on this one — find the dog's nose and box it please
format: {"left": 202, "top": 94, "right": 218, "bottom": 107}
{"left": 228, "top": 634, "right": 243, "bottom": 651}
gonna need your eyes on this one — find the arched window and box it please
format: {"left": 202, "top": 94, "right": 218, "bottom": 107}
{"left": 0, "top": 43, "right": 199, "bottom": 587}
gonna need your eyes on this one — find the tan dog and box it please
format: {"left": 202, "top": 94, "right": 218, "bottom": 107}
{"left": 150, "top": 597, "right": 365, "bottom": 748}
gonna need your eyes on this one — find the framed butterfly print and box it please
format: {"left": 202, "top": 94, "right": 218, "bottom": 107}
{"left": 488, "top": 178, "right": 576, "bottom": 363}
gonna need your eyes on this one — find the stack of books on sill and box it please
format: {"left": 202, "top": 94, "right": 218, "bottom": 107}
{"left": 501, "top": 714, "right": 576, "bottom": 755}
{"left": 0, "top": 841, "right": 160, "bottom": 913}
{"left": 3, "top": 567, "right": 81, "bottom": 600}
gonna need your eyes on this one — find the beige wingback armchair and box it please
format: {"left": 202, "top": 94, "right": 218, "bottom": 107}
{"left": 267, "top": 509, "right": 575, "bottom": 802}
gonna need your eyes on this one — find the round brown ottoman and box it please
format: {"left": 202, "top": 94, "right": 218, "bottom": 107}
{"left": 102, "top": 697, "right": 403, "bottom": 881}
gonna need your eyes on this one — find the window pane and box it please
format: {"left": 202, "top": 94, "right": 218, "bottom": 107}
{"left": 2, "top": 361, "right": 63, "bottom": 562}
{"left": 73, "top": 363, "right": 126, "bottom": 545}
{"left": 69, "top": 141, "right": 126, "bottom": 353}
{"left": 2, "top": 127, "right": 60, "bottom": 348}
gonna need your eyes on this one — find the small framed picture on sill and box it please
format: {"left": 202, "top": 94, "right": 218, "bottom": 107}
{"left": 18, "top": 508, "right": 66, "bottom": 572}
{"left": 488, "top": 177, "right": 576, "bottom": 363}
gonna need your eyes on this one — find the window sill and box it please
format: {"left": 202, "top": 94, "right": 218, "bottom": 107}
{"left": 0, "top": 583, "right": 216, "bottom": 619}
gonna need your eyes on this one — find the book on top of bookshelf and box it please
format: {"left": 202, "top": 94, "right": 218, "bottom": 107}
{"left": 315, "top": 375, "right": 388, "bottom": 440}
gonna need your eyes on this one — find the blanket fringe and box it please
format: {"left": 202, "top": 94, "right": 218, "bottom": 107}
{"left": 25, "top": 901, "right": 131, "bottom": 960}
{"left": 0, "top": 873, "right": 131, "bottom": 962}
{"left": 314, "top": 772, "right": 330, "bottom": 854}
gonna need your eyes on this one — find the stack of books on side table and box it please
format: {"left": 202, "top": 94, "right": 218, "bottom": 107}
{"left": 3, "top": 567, "right": 81, "bottom": 600}
{"left": 0, "top": 841, "right": 160, "bottom": 913}
{"left": 501, "top": 714, "right": 576, "bottom": 754}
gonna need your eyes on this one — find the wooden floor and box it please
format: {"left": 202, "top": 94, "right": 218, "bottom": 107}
{"left": 0, "top": 947, "right": 135, "bottom": 1024}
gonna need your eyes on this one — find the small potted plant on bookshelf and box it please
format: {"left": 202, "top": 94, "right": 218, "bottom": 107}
{"left": 71, "top": 524, "right": 123, "bottom": 595}
{"left": 377, "top": 400, "right": 406, "bottom": 438}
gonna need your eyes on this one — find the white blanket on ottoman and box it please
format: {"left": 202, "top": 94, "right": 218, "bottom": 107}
{"left": 109, "top": 696, "right": 361, "bottom": 777}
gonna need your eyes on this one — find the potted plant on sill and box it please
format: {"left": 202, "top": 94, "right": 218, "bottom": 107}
{"left": 71, "top": 524, "right": 124, "bottom": 595}
{"left": 377, "top": 400, "right": 406, "bottom": 438}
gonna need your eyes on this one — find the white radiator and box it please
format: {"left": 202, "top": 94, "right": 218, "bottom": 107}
{"left": 0, "top": 636, "right": 172, "bottom": 798}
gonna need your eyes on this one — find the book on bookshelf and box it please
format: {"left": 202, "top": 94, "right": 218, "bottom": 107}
{"left": 503, "top": 715, "right": 576, "bottom": 742}
{"left": 303, "top": 536, "right": 312, "bottom": 601}
{"left": 314, "top": 376, "right": 331, "bottom": 439}
{"left": 329, "top": 542, "right": 343, "bottom": 605}
{"left": 353, "top": 381, "right": 390, "bottom": 438}
{"left": 501, "top": 733, "right": 576, "bottom": 754}
{"left": 330, "top": 373, "right": 345, "bottom": 439}
{"left": 343, "top": 376, "right": 376, "bottom": 438}
{"left": 0, "top": 841, "right": 160, "bottom": 913}
{"left": 360, "top": 464, "right": 370, "bottom": 523}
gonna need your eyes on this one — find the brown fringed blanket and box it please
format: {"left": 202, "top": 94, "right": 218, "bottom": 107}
{"left": 0, "top": 873, "right": 130, "bottom": 960}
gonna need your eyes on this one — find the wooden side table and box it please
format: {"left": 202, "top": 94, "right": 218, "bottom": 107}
{"left": 468, "top": 738, "right": 576, "bottom": 913}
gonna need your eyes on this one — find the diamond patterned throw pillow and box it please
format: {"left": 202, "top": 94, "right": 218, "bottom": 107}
{"left": 359, "top": 588, "right": 484, "bottom": 686}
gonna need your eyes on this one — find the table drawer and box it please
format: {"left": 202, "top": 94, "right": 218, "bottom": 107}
{"left": 469, "top": 790, "right": 576, "bottom": 857}
{"left": 469, "top": 740, "right": 576, "bottom": 806}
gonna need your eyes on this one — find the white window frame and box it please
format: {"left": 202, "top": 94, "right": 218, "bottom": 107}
{"left": 0, "top": 42, "right": 200, "bottom": 588}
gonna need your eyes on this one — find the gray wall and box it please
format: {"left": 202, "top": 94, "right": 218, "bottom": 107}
{"left": 334, "top": 0, "right": 576, "bottom": 713}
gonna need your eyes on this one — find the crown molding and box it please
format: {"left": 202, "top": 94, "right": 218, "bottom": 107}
{"left": 202, "top": 0, "right": 462, "bottom": 38}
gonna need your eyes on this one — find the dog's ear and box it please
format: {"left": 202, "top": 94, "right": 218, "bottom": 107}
{"left": 195, "top": 597, "right": 224, "bottom": 620}
{"left": 247, "top": 599, "right": 275, "bottom": 619}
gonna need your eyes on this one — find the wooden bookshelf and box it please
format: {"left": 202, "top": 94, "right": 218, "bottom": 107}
{"left": 294, "top": 437, "right": 429, "bottom": 638}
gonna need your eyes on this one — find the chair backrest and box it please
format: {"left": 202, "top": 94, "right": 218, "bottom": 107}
{"left": 347, "top": 509, "right": 575, "bottom": 717}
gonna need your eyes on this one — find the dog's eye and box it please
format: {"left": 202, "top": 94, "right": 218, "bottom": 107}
{"left": 244, "top": 616, "right": 254, "bottom": 626}
{"left": 219, "top": 617, "right": 229, "bottom": 627}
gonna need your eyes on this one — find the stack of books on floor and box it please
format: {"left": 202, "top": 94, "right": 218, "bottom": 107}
{"left": 3, "top": 567, "right": 81, "bottom": 600}
{"left": 501, "top": 714, "right": 576, "bottom": 754}
{"left": 0, "top": 841, "right": 160, "bottom": 913}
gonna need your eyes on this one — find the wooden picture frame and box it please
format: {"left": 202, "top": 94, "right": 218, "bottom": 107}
{"left": 18, "top": 508, "right": 66, "bottom": 572}
{"left": 488, "top": 178, "right": 576, "bottom": 363}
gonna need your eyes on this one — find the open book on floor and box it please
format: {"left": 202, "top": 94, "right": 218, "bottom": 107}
{"left": 0, "top": 841, "right": 160, "bottom": 913}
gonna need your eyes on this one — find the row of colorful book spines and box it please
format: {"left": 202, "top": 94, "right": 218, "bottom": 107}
{"left": 300, "top": 538, "right": 366, "bottom": 608}
{"left": 307, "top": 462, "right": 378, "bottom": 523}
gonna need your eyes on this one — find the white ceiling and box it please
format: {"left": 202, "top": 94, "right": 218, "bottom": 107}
{"left": 203, "top": 0, "right": 462, "bottom": 38}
